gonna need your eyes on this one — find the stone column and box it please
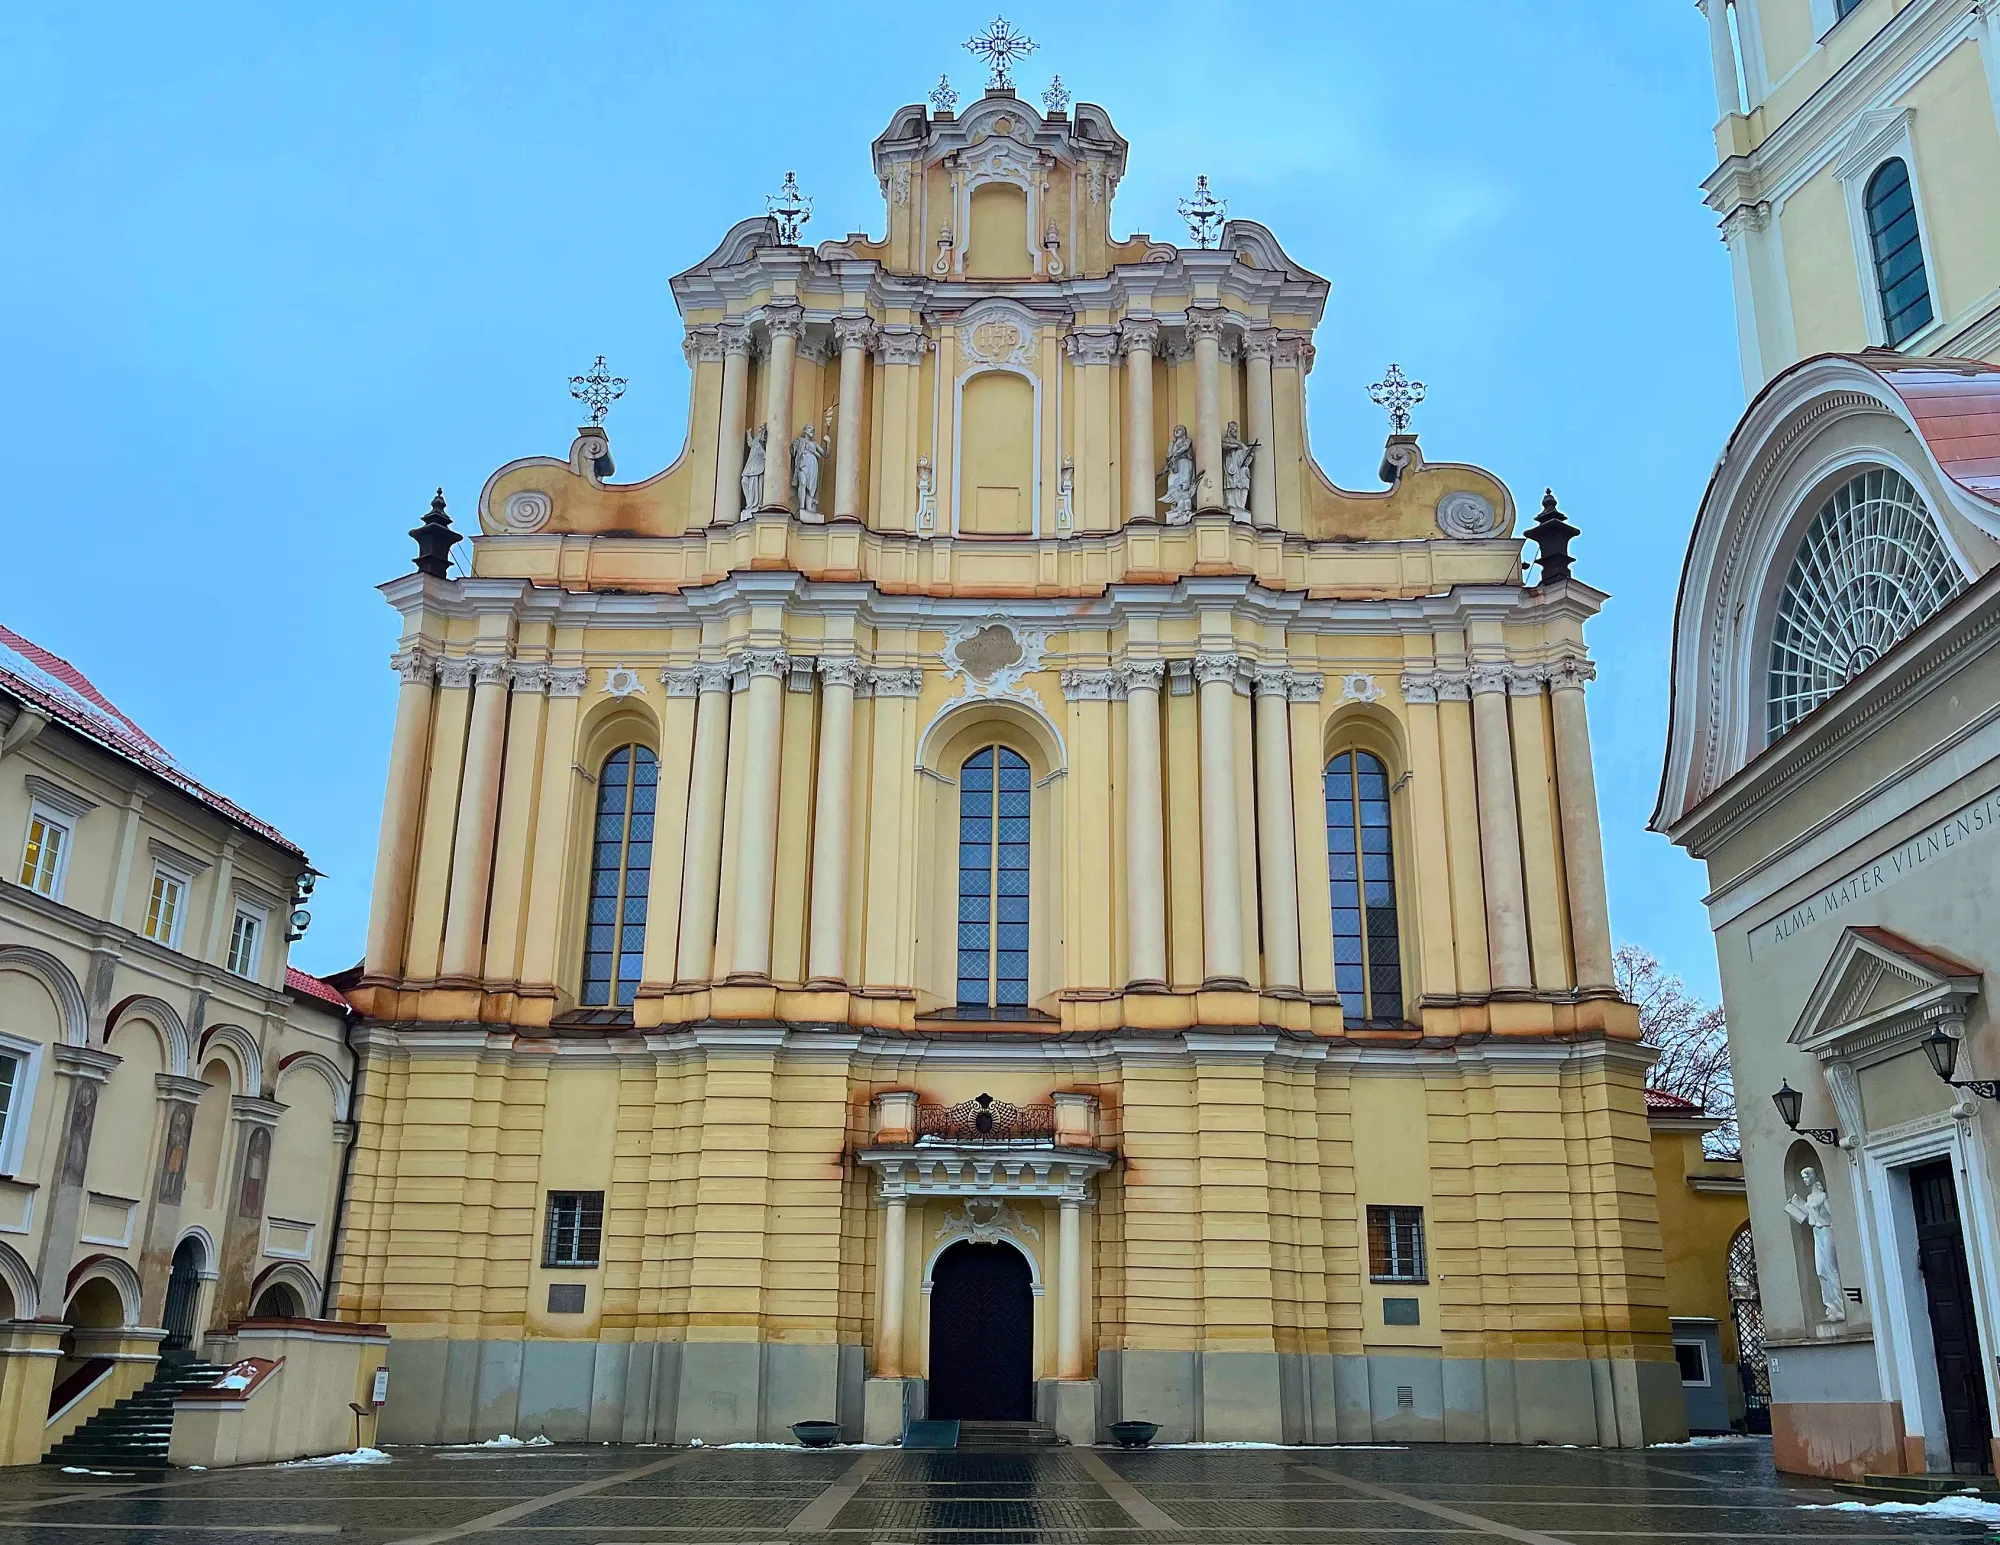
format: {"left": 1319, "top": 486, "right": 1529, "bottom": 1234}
{"left": 832, "top": 317, "right": 874, "bottom": 522}
{"left": 727, "top": 650, "right": 790, "bottom": 981}
{"left": 136, "top": 1075, "right": 206, "bottom": 1325}
{"left": 363, "top": 648, "right": 437, "bottom": 979}
{"left": 213, "top": 1096, "right": 284, "bottom": 1329}
{"left": 676, "top": 662, "right": 734, "bottom": 983}
{"left": 1121, "top": 319, "right": 1159, "bottom": 524}
{"left": 806, "top": 657, "right": 863, "bottom": 986}
{"left": 1123, "top": 661, "right": 1168, "bottom": 989}
{"left": 33, "top": 1045, "right": 118, "bottom": 1315}
{"left": 713, "top": 322, "right": 753, "bottom": 524}
{"left": 1252, "top": 668, "right": 1302, "bottom": 992}
{"left": 1549, "top": 660, "right": 1615, "bottom": 992}
{"left": 1469, "top": 667, "right": 1533, "bottom": 993}
{"left": 1703, "top": 0, "right": 1740, "bottom": 119}
{"left": 1194, "top": 653, "right": 1247, "bottom": 987}
{"left": 440, "top": 655, "right": 512, "bottom": 980}
{"left": 878, "top": 1192, "right": 908, "bottom": 1377}
{"left": 1187, "top": 308, "right": 1227, "bottom": 513}
{"left": 1244, "top": 328, "right": 1278, "bottom": 530}
{"left": 1057, "top": 1196, "right": 1084, "bottom": 1379}
{"left": 760, "top": 302, "right": 805, "bottom": 511}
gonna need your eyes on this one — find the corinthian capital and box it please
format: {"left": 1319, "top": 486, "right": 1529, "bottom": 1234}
{"left": 547, "top": 666, "right": 590, "bottom": 698}
{"left": 735, "top": 648, "right": 790, "bottom": 681}
{"left": 1064, "top": 328, "right": 1119, "bottom": 366}
{"left": 1184, "top": 306, "right": 1229, "bottom": 344}
{"left": 718, "top": 321, "right": 754, "bottom": 357}
{"left": 390, "top": 647, "right": 437, "bottom": 685}
{"left": 1242, "top": 327, "right": 1279, "bottom": 363}
{"left": 1117, "top": 318, "right": 1160, "bottom": 355}
{"left": 1191, "top": 652, "right": 1242, "bottom": 688}
{"left": 1546, "top": 657, "right": 1598, "bottom": 692}
{"left": 1250, "top": 665, "right": 1293, "bottom": 699}
{"left": 817, "top": 656, "right": 866, "bottom": 690}
{"left": 683, "top": 325, "right": 725, "bottom": 365}
{"left": 435, "top": 655, "right": 477, "bottom": 689}
{"left": 1119, "top": 659, "right": 1167, "bottom": 692}
{"left": 1060, "top": 669, "right": 1123, "bottom": 701}
{"left": 1398, "top": 672, "right": 1439, "bottom": 706}
{"left": 763, "top": 301, "right": 806, "bottom": 340}
{"left": 874, "top": 327, "right": 929, "bottom": 365}
{"left": 1467, "top": 665, "right": 1511, "bottom": 697}
{"left": 661, "top": 666, "right": 703, "bottom": 697}
{"left": 833, "top": 315, "right": 878, "bottom": 352}
{"left": 471, "top": 655, "right": 513, "bottom": 687}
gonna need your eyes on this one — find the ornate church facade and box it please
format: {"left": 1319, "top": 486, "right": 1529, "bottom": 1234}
{"left": 335, "top": 78, "right": 1681, "bottom": 1447}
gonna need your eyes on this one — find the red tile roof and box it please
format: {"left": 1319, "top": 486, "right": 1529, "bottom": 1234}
{"left": 1855, "top": 353, "right": 2000, "bottom": 508}
{"left": 283, "top": 966, "right": 351, "bottom": 1011}
{"left": 1644, "top": 1087, "right": 1705, "bottom": 1113}
{"left": 0, "top": 623, "right": 302, "bottom": 858}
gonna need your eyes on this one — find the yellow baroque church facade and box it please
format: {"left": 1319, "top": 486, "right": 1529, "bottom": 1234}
{"left": 334, "top": 86, "right": 1684, "bottom": 1448}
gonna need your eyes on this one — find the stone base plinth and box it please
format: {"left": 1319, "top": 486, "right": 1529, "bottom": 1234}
{"left": 1036, "top": 1378, "right": 1099, "bottom": 1444}
{"left": 864, "top": 1376, "right": 925, "bottom": 1445}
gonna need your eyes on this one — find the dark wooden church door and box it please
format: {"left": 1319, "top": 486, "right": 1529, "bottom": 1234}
{"left": 928, "top": 1241, "right": 1033, "bottom": 1421}
{"left": 1910, "top": 1160, "right": 1993, "bottom": 1473}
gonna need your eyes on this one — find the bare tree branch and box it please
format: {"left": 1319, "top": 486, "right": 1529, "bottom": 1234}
{"left": 1616, "top": 942, "right": 1737, "bottom": 1157}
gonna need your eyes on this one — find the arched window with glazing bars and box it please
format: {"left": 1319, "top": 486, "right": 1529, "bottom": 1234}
{"left": 1865, "top": 159, "right": 1933, "bottom": 346}
{"left": 956, "top": 746, "right": 1030, "bottom": 1010}
{"left": 1325, "top": 749, "right": 1403, "bottom": 1024}
{"left": 581, "top": 745, "right": 657, "bottom": 1007}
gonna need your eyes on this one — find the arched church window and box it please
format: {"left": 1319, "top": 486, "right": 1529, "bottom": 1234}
{"left": 1326, "top": 751, "right": 1402, "bottom": 1025}
{"left": 1865, "top": 159, "right": 1933, "bottom": 346}
{"left": 956, "top": 747, "right": 1030, "bottom": 1009}
{"left": 1767, "top": 468, "right": 1963, "bottom": 739}
{"left": 581, "top": 745, "right": 657, "bottom": 1007}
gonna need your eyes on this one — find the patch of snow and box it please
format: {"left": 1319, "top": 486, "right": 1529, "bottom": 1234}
{"left": 1649, "top": 1435, "right": 1762, "bottom": 1448}
{"left": 1802, "top": 1496, "right": 2000, "bottom": 1523}
{"left": 440, "top": 1434, "right": 555, "bottom": 1450}
{"left": 1151, "top": 1442, "right": 1407, "bottom": 1450}
{"left": 279, "top": 1447, "right": 392, "bottom": 1467}
{"left": 716, "top": 1441, "right": 900, "bottom": 1450}
{"left": 60, "top": 1466, "right": 129, "bottom": 1477}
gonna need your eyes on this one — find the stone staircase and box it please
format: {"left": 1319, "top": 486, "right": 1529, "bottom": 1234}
{"left": 43, "top": 1355, "right": 227, "bottom": 1472}
{"left": 955, "top": 1420, "right": 1062, "bottom": 1450}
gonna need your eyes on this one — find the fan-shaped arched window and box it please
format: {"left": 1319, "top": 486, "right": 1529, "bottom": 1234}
{"left": 1865, "top": 159, "right": 1933, "bottom": 346}
{"left": 581, "top": 745, "right": 657, "bottom": 1007}
{"left": 956, "top": 746, "right": 1030, "bottom": 1009}
{"left": 1326, "top": 750, "right": 1402, "bottom": 1025}
{"left": 1767, "top": 468, "right": 1963, "bottom": 739}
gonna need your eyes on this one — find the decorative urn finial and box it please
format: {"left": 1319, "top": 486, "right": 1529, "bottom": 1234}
{"left": 410, "top": 487, "right": 461, "bottom": 579}
{"left": 1527, "top": 488, "right": 1580, "bottom": 585}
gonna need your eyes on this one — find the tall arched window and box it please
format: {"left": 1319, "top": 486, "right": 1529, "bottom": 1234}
{"left": 1865, "top": 159, "right": 1933, "bottom": 346}
{"left": 581, "top": 745, "right": 657, "bottom": 1007}
{"left": 1325, "top": 751, "right": 1402, "bottom": 1024}
{"left": 956, "top": 747, "right": 1030, "bottom": 1009}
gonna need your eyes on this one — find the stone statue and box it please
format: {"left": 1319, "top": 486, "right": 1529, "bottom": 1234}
{"left": 915, "top": 453, "right": 936, "bottom": 532}
{"left": 1160, "top": 424, "right": 1196, "bottom": 524}
{"left": 741, "top": 424, "right": 768, "bottom": 513}
{"left": 790, "top": 422, "right": 827, "bottom": 515}
{"left": 1222, "top": 420, "right": 1258, "bottom": 520}
{"left": 1785, "top": 1166, "right": 1847, "bottom": 1325}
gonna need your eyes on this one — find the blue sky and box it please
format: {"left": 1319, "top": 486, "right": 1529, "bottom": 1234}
{"left": 0, "top": 2, "right": 1742, "bottom": 997}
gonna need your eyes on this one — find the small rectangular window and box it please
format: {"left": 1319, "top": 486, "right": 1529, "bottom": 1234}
{"left": 1367, "top": 1205, "right": 1427, "bottom": 1283}
{"left": 543, "top": 1191, "right": 604, "bottom": 1268}
{"left": 1675, "top": 1341, "right": 1710, "bottom": 1386}
{"left": 143, "top": 869, "right": 187, "bottom": 947}
{"left": 0, "top": 1053, "right": 19, "bottom": 1157}
{"left": 18, "top": 809, "right": 70, "bottom": 898}
{"left": 226, "top": 908, "right": 264, "bottom": 977}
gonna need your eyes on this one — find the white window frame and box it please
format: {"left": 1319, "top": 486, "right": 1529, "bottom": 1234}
{"left": 1810, "top": 0, "right": 1868, "bottom": 41}
{"left": 1674, "top": 1339, "right": 1712, "bottom": 1387}
{"left": 1835, "top": 109, "right": 1941, "bottom": 350}
{"left": 226, "top": 902, "right": 269, "bottom": 980}
{"left": 141, "top": 861, "right": 193, "bottom": 950}
{"left": 0, "top": 1032, "right": 48, "bottom": 1178}
{"left": 16, "top": 776, "right": 94, "bottom": 902}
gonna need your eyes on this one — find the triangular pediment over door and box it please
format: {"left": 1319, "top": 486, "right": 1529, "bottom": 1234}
{"left": 1790, "top": 926, "right": 1981, "bottom": 1067}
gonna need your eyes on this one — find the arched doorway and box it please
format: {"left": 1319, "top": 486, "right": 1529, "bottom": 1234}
{"left": 253, "top": 1282, "right": 301, "bottom": 1319}
{"left": 928, "top": 1241, "right": 1033, "bottom": 1421}
{"left": 162, "top": 1237, "right": 205, "bottom": 1351}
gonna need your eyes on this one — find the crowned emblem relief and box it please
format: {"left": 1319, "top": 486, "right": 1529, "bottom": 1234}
{"left": 935, "top": 1197, "right": 1040, "bottom": 1243}
{"left": 942, "top": 616, "right": 1049, "bottom": 700}
{"left": 960, "top": 306, "right": 1038, "bottom": 372}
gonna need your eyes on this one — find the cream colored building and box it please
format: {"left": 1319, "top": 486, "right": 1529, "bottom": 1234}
{"left": 1662, "top": 0, "right": 2000, "bottom": 1480}
{"left": 0, "top": 623, "right": 356, "bottom": 1464}
{"left": 338, "top": 82, "right": 1683, "bottom": 1448}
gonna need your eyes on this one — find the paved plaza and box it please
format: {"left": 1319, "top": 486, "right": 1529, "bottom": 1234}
{"left": 0, "top": 1436, "right": 1995, "bottom": 1545}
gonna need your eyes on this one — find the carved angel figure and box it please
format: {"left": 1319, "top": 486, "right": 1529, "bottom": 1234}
{"left": 1785, "top": 1167, "right": 1847, "bottom": 1325}
{"left": 1160, "top": 424, "right": 1196, "bottom": 524}
{"left": 1222, "top": 420, "right": 1258, "bottom": 520}
{"left": 791, "top": 423, "right": 827, "bottom": 515}
{"left": 741, "top": 424, "right": 769, "bottom": 513}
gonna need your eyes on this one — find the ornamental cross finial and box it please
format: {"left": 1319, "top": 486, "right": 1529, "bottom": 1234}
{"left": 1041, "top": 75, "right": 1070, "bottom": 115}
{"left": 568, "top": 355, "right": 627, "bottom": 425}
{"left": 929, "top": 73, "right": 959, "bottom": 114}
{"left": 964, "top": 17, "right": 1037, "bottom": 91}
{"left": 1178, "top": 174, "right": 1227, "bottom": 249}
{"left": 1368, "top": 363, "right": 1426, "bottom": 434}
{"left": 767, "top": 170, "right": 813, "bottom": 245}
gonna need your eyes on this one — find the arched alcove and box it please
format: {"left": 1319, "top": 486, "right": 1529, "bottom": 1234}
{"left": 965, "top": 183, "right": 1030, "bottom": 279}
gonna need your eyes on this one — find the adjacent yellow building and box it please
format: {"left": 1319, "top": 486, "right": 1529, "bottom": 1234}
{"left": 336, "top": 77, "right": 1683, "bottom": 1447}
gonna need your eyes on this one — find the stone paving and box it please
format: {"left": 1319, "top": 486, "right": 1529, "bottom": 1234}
{"left": 0, "top": 1435, "right": 1993, "bottom": 1545}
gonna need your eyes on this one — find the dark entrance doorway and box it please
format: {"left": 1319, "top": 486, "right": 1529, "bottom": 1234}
{"left": 928, "top": 1241, "right": 1033, "bottom": 1421}
{"left": 1910, "top": 1159, "right": 1993, "bottom": 1473}
{"left": 162, "top": 1237, "right": 205, "bottom": 1352}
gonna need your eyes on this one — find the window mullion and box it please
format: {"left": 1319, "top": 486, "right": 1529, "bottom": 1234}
{"left": 1353, "top": 779, "right": 1370, "bottom": 1022}
{"left": 988, "top": 765, "right": 1001, "bottom": 1005}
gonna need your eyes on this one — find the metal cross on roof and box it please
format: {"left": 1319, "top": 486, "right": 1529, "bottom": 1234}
{"left": 964, "top": 17, "right": 1038, "bottom": 91}
{"left": 766, "top": 171, "right": 813, "bottom": 245}
{"left": 1041, "top": 75, "right": 1071, "bottom": 115}
{"left": 568, "top": 355, "right": 627, "bottom": 425}
{"left": 929, "top": 73, "right": 959, "bottom": 114}
{"left": 1178, "top": 174, "right": 1227, "bottom": 249}
{"left": 1368, "top": 363, "right": 1427, "bottom": 434}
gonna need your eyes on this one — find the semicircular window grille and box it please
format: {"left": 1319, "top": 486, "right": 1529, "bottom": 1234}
{"left": 1767, "top": 468, "right": 1963, "bottom": 740}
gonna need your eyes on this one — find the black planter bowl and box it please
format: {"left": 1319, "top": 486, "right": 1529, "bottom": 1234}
{"left": 792, "top": 1421, "right": 843, "bottom": 1448}
{"left": 1108, "top": 1421, "right": 1159, "bottom": 1448}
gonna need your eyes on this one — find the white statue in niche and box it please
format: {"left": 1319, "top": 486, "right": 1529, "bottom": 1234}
{"left": 1222, "top": 420, "right": 1258, "bottom": 521}
{"left": 1785, "top": 1166, "right": 1847, "bottom": 1325}
{"left": 741, "top": 424, "right": 769, "bottom": 513}
{"left": 790, "top": 421, "right": 828, "bottom": 515}
{"left": 915, "top": 453, "right": 937, "bottom": 532}
{"left": 1160, "top": 424, "right": 1196, "bottom": 524}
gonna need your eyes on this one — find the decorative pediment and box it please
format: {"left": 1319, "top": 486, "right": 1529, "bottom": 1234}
{"left": 1789, "top": 926, "right": 1980, "bottom": 1066}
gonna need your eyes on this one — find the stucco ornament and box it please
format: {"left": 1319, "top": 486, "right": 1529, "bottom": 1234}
{"left": 602, "top": 665, "right": 644, "bottom": 699}
{"left": 1437, "top": 490, "right": 1498, "bottom": 538}
{"left": 935, "top": 1196, "right": 1040, "bottom": 1243}
{"left": 961, "top": 310, "right": 1035, "bottom": 372}
{"left": 942, "top": 616, "right": 1049, "bottom": 699}
{"left": 740, "top": 424, "right": 769, "bottom": 513}
{"left": 502, "top": 490, "right": 552, "bottom": 533}
{"left": 1160, "top": 425, "right": 1196, "bottom": 523}
{"left": 1785, "top": 1167, "right": 1847, "bottom": 1326}
{"left": 1339, "top": 674, "right": 1384, "bottom": 706}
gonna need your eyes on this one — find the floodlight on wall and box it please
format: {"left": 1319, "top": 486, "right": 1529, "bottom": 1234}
{"left": 1771, "top": 1079, "right": 1839, "bottom": 1144}
{"left": 1923, "top": 1026, "right": 2000, "bottom": 1100}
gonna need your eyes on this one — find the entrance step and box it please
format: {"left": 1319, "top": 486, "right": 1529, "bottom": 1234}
{"left": 42, "top": 1359, "right": 228, "bottom": 1472}
{"left": 1830, "top": 1475, "right": 2000, "bottom": 1504}
{"left": 955, "top": 1420, "right": 1063, "bottom": 1450}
